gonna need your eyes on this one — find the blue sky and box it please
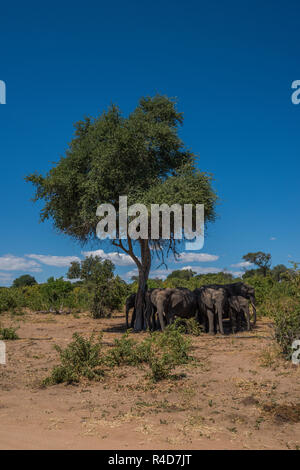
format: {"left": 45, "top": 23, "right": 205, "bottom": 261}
{"left": 0, "top": 0, "right": 299, "bottom": 285}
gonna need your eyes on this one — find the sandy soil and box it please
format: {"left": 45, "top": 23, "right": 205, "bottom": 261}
{"left": 0, "top": 311, "right": 299, "bottom": 450}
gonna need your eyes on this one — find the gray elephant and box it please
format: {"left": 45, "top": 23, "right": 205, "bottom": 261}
{"left": 227, "top": 295, "right": 251, "bottom": 333}
{"left": 194, "top": 286, "right": 226, "bottom": 335}
{"left": 207, "top": 282, "right": 256, "bottom": 326}
{"left": 125, "top": 293, "right": 136, "bottom": 329}
{"left": 146, "top": 287, "right": 197, "bottom": 330}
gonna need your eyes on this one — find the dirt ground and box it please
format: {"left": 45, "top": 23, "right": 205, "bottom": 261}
{"left": 0, "top": 310, "right": 299, "bottom": 450}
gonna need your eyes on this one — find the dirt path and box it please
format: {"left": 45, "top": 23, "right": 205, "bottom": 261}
{"left": 0, "top": 312, "right": 299, "bottom": 450}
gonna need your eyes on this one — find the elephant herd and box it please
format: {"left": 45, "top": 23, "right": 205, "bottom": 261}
{"left": 126, "top": 282, "right": 256, "bottom": 335}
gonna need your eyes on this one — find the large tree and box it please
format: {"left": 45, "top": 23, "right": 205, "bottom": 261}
{"left": 26, "top": 95, "right": 217, "bottom": 330}
{"left": 243, "top": 251, "right": 271, "bottom": 277}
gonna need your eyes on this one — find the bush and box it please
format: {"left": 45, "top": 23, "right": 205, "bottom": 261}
{"left": 0, "top": 326, "right": 19, "bottom": 340}
{"left": 273, "top": 299, "right": 300, "bottom": 359}
{"left": 91, "top": 276, "right": 128, "bottom": 318}
{"left": 44, "top": 325, "right": 193, "bottom": 386}
{"left": 106, "top": 326, "right": 191, "bottom": 382}
{"left": 172, "top": 317, "right": 204, "bottom": 336}
{"left": 0, "top": 288, "right": 24, "bottom": 313}
{"left": 44, "top": 332, "right": 104, "bottom": 385}
{"left": 105, "top": 332, "right": 141, "bottom": 367}
{"left": 41, "top": 277, "right": 73, "bottom": 312}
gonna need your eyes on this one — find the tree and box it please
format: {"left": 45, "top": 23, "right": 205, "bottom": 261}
{"left": 67, "top": 255, "right": 127, "bottom": 317}
{"left": 67, "top": 255, "right": 114, "bottom": 285}
{"left": 26, "top": 95, "right": 217, "bottom": 330}
{"left": 167, "top": 269, "right": 196, "bottom": 280}
{"left": 242, "top": 252, "right": 271, "bottom": 277}
{"left": 41, "top": 277, "right": 73, "bottom": 311}
{"left": 272, "top": 264, "right": 289, "bottom": 282}
{"left": 12, "top": 274, "right": 37, "bottom": 288}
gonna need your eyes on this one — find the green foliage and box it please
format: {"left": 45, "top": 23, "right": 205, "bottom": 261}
{"left": 273, "top": 299, "right": 300, "bottom": 359}
{"left": 146, "top": 278, "right": 165, "bottom": 289}
{"left": 131, "top": 271, "right": 238, "bottom": 294}
{"left": 105, "top": 332, "right": 141, "bottom": 367}
{"left": 167, "top": 269, "right": 195, "bottom": 280}
{"left": 0, "top": 273, "right": 127, "bottom": 316}
{"left": 67, "top": 255, "right": 127, "bottom": 318}
{"left": 145, "top": 325, "right": 191, "bottom": 382}
{"left": 12, "top": 275, "right": 37, "bottom": 288}
{"left": 22, "top": 284, "right": 46, "bottom": 311}
{"left": 245, "top": 265, "right": 300, "bottom": 359}
{"left": 91, "top": 275, "right": 128, "bottom": 318}
{"left": 243, "top": 251, "right": 271, "bottom": 277}
{"left": 0, "top": 288, "right": 24, "bottom": 313}
{"left": 245, "top": 275, "right": 277, "bottom": 314}
{"left": 0, "top": 326, "right": 19, "bottom": 340}
{"left": 105, "top": 325, "right": 191, "bottom": 382}
{"left": 26, "top": 95, "right": 216, "bottom": 243}
{"left": 67, "top": 256, "right": 114, "bottom": 284}
{"left": 172, "top": 317, "right": 204, "bottom": 336}
{"left": 271, "top": 264, "right": 289, "bottom": 282}
{"left": 44, "top": 326, "right": 192, "bottom": 385}
{"left": 44, "top": 333, "right": 104, "bottom": 385}
{"left": 41, "top": 277, "right": 73, "bottom": 312}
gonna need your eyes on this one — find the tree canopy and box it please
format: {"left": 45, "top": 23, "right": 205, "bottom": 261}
{"left": 167, "top": 269, "right": 196, "bottom": 280}
{"left": 243, "top": 252, "right": 271, "bottom": 277}
{"left": 12, "top": 274, "right": 37, "bottom": 288}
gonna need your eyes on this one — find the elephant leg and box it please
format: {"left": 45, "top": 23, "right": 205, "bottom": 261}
{"left": 244, "top": 307, "right": 251, "bottom": 331}
{"left": 207, "top": 309, "right": 215, "bottom": 335}
{"left": 145, "top": 305, "right": 153, "bottom": 330}
{"left": 130, "top": 308, "right": 136, "bottom": 328}
{"left": 126, "top": 307, "right": 130, "bottom": 329}
{"left": 216, "top": 306, "right": 224, "bottom": 335}
{"left": 231, "top": 310, "right": 237, "bottom": 334}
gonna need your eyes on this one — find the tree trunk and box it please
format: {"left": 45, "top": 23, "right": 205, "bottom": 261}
{"left": 134, "top": 240, "right": 151, "bottom": 331}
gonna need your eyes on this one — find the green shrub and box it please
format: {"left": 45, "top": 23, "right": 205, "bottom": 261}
{"left": 91, "top": 276, "right": 128, "bottom": 318}
{"left": 0, "top": 326, "right": 19, "bottom": 340}
{"left": 172, "top": 317, "right": 204, "bottom": 336}
{"left": 23, "top": 284, "right": 47, "bottom": 311}
{"left": 273, "top": 299, "right": 300, "bottom": 359}
{"left": 0, "top": 288, "right": 24, "bottom": 313}
{"left": 105, "top": 332, "right": 140, "bottom": 367}
{"left": 44, "top": 332, "right": 104, "bottom": 385}
{"left": 41, "top": 277, "right": 73, "bottom": 312}
{"left": 106, "top": 326, "right": 191, "bottom": 382}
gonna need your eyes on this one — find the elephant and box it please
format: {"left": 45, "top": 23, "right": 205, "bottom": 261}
{"left": 206, "top": 282, "right": 256, "bottom": 326}
{"left": 194, "top": 286, "right": 226, "bottom": 335}
{"left": 125, "top": 293, "right": 136, "bottom": 329}
{"left": 146, "top": 287, "right": 197, "bottom": 330}
{"left": 227, "top": 295, "right": 251, "bottom": 333}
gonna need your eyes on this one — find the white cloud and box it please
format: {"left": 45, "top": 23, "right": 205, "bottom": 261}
{"left": 124, "top": 267, "right": 170, "bottom": 280}
{"left": 0, "top": 272, "right": 13, "bottom": 282}
{"left": 82, "top": 249, "right": 135, "bottom": 266}
{"left": 270, "top": 237, "right": 277, "bottom": 241}
{"left": 177, "top": 253, "right": 219, "bottom": 263}
{"left": 123, "top": 268, "right": 139, "bottom": 280}
{"left": 150, "top": 268, "right": 170, "bottom": 280}
{"left": 230, "top": 261, "right": 253, "bottom": 268}
{"left": 229, "top": 271, "right": 244, "bottom": 277}
{"left": 181, "top": 265, "right": 223, "bottom": 275}
{"left": 0, "top": 254, "right": 41, "bottom": 272}
{"left": 26, "top": 254, "right": 80, "bottom": 267}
